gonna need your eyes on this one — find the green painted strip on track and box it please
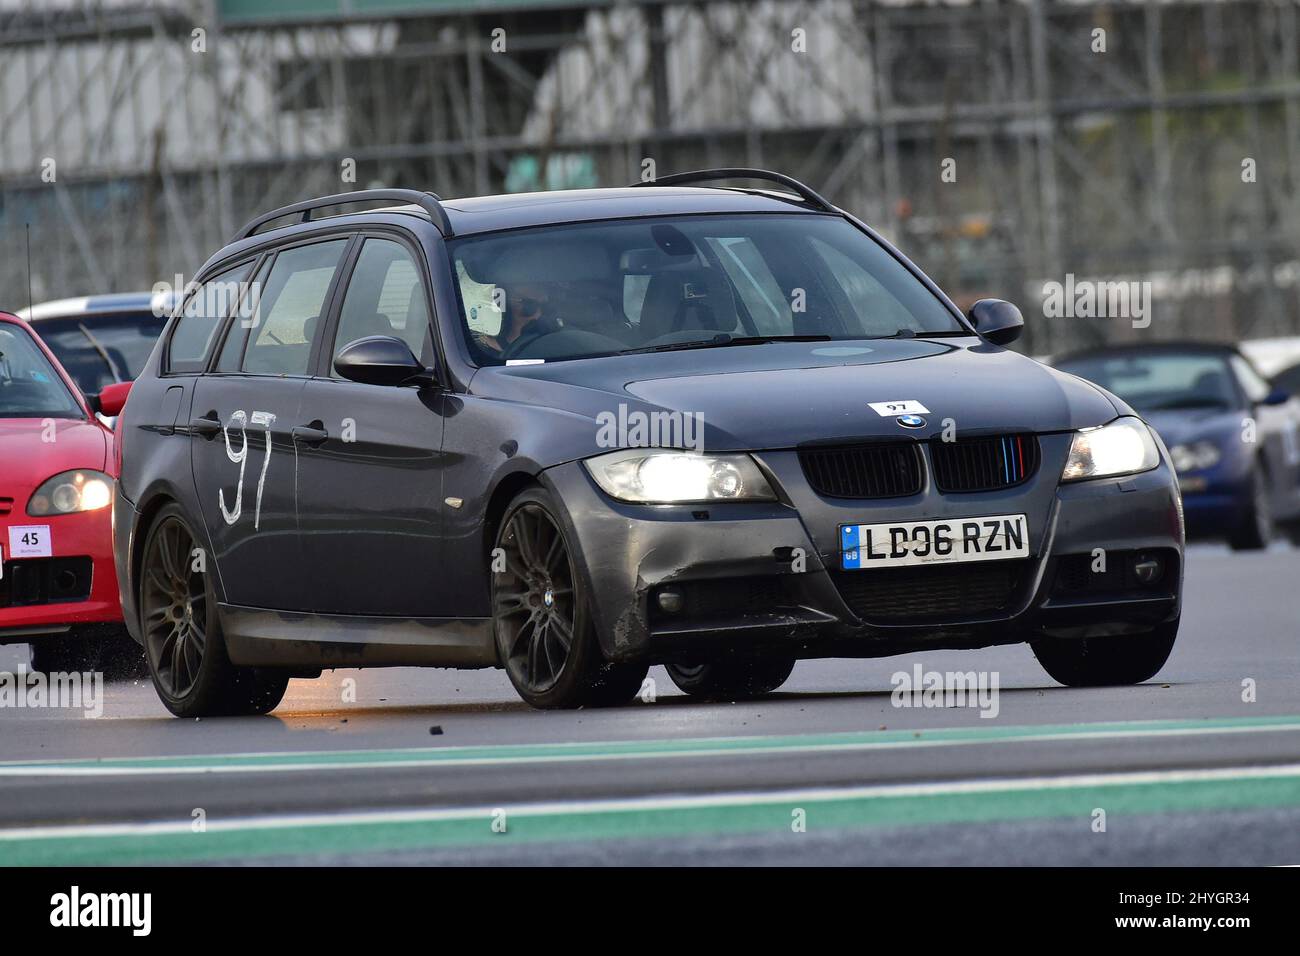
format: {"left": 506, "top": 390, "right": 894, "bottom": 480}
{"left": 3, "top": 764, "right": 1300, "bottom": 866}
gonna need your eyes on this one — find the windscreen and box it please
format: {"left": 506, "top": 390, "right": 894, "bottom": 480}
{"left": 449, "top": 214, "right": 965, "bottom": 364}
{"left": 1058, "top": 352, "right": 1242, "bottom": 413}
{"left": 36, "top": 310, "right": 168, "bottom": 395}
{"left": 0, "top": 324, "right": 85, "bottom": 419}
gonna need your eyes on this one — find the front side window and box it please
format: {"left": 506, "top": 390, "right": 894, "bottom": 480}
{"left": 449, "top": 214, "right": 965, "bottom": 365}
{"left": 0, "top": 324, "right": 84, "bottom": 419}
{"left": 331, "top": 238, "right": 432, "bottom": 375}
{"left": 242, "top": 240, "right": 348, "bottom": 376}
{"left": 168, "top": 262, "right": 255, "bottom": 374}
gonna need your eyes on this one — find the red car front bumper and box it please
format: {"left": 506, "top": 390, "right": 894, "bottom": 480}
{"left": 0, "top": 504, "right": 122, "bottom": 643}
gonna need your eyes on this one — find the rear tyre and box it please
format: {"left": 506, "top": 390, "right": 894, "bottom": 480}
{"left": 1031, "top": 619, "right": 1179, "bottom": 687}
{"left": 139, "top": 505, "right": 289, "bottom": 717}
{"left": 1229, "top": 467, "right": 1272, "bottom": 551}
{"left": 491, "top": 486, "right": 646, "bottom": 708}
{"left": 666, "top": 656, "right": 797, "bottom": 699}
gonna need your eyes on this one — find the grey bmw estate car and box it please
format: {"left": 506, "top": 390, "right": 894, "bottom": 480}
{"left": 113, "top": 171, "right": 1184, "bottom": 716}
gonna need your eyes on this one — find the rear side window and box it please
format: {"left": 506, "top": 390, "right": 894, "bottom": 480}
{"left": 167, "top": 263, "right": 254, "bottom": 373}
{"left": 242, "top": 240, "right": 348, "bottom": 376}
{"left": 331, "top": 238, "right": 432, "bottom": 375}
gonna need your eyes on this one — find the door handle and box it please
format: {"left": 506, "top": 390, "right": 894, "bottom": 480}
{"left": 189, "top": 414, "right": 221, "bottom": 439}
{"left": 292, "top": 423, "right": 329, "bottom": 445}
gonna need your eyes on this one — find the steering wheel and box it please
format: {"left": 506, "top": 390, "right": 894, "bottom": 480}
{"left": 499, "top": 328, "right": 567, "bottom": 361}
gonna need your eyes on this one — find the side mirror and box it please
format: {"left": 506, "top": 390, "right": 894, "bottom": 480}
{"left": 94, "top": 381, "right": 133, "bottom": 417}
{"left": 333, "top": 336, "right": 434, "bottom": 387}
{"left": 1263, "top": 388, "right": 1290, "bottom": 407}
{"left": 968, "top": 298, "right": 1024, "bottom": 346}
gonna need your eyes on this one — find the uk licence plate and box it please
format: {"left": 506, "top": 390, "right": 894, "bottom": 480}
{"left": 840, "top": 514, "right": 1029, "bottom": 570}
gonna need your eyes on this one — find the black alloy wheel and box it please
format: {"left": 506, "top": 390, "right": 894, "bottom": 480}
{"left": 492, "top": 487, "right": 647, "bottom": 708}
{"left": 494, "top": 502, "right": 578, "bottom": 695}
{"left": 141, "top": 515, "right": 208, "bottom": 699}
{"left": 139, "top": 504, "right": 289, "bottom": 717}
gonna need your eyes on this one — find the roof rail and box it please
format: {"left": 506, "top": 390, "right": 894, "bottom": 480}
{"left": 232, "top": 188, "right": 453, "bottom": 242}
{"left": 631, "top": 167, "right": 835, "bottom": 212}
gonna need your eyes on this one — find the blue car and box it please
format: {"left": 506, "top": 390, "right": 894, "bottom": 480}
{"left": 18, "top": 292, "right": 174, "bottom": 398}
{"left": 1055, "top": 343, "right": 1300, "bottom": 549}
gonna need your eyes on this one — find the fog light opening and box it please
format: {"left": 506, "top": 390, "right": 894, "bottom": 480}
{"left": 656, "top": 586, "right": 685, "bottom": 615}
{"left": 1131, "top": 553, "right": 1163, "bottom": 585}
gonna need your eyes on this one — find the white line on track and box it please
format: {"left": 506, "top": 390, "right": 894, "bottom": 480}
{"left": 2, "top": 720, "right": 1300, "bottom": 777}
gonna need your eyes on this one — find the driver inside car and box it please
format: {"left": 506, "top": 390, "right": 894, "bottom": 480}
{"left": 473, "top": 280, "right": 562, "bottom": 356}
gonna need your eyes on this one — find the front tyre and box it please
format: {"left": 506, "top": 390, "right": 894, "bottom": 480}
{"left": 1031, "top": 619, "right": 1178, "bottom": 687}
{"left": 491, "top": 487, "right": 646, "bottom": 708}
{"left": 666, "top": 656, "right": 796, "bottom": 699}
{"left": 139, "top": 505, "right": 289, "bottom": 717}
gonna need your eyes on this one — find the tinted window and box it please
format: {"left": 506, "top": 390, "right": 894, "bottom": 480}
{"left": 332, "top": 238, "right": 431, "bottom": 376}
{"left": 449, "top": 214, "right": 963, "bottom": 365}
{"left": 242, "top": 240, "right": 347, "bottom": 376}
{"left": 0, "top": 324, "right": 84, "bottom": 419}
{"left": 1057, "top": 352, "right": 1243, "bottom": 413}
{"left": 37, "top": 311, "right": 168, "bottom": 395}
{"left": 168, "top": 263, "right": 254, "bottom": 373}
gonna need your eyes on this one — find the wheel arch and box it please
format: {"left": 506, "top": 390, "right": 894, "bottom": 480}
{"left": 482, "top": 470, "right": 544, "bottom": 565}
{"left": 130, "top": 489, "right": 220, "bottom": 625}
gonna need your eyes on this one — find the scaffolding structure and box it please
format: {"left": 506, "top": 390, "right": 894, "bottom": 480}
{"left": 2, "top": 0, "right": 1299, "bottom": 355}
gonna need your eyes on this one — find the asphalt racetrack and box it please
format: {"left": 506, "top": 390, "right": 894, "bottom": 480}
{"left": 1, "top": 543, "right": 1298, "bottom": 866}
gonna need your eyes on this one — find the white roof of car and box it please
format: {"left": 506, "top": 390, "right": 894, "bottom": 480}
{"left": 1240, "top": 337, "right": 1300, "bottom": 377}
{"left": 15, "top": 291, "right": 177, "bottom": 323}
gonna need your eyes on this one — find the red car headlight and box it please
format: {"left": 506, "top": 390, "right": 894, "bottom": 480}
{"left": 27, "top": 470, "right": 114, "bottom": 516}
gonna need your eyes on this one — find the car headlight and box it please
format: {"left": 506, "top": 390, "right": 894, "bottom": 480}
{"left": 584, "top": 449, "right": 776, "bottom": 503}
{"left": 1061, "top": 417, "right": 1159, "bottom": 482}
{"left": 27, "top": 470, "right": 114, "bottom": 516}
{"left": 1168, "top": 440, "right": 1222, "bottom": 473}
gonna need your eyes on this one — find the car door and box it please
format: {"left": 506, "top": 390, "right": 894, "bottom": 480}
{"left": 189, "top": 237, "right": 350, "bottom": 611}
{"left": 293, "top": 233, "right": 451, "bottom": 617}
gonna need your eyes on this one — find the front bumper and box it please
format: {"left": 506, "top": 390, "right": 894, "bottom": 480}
{"left": 1176, "top": 476, "right": 1250, "bottom": 538}
{"left": 0, "top": 506, "right": 122, "bottom": 644}
{"left": 545, "top": 436, "right": 1184, "bottom": 663}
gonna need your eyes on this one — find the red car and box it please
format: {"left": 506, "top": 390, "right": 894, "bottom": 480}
{"left": 0, "top": 310, "right": 136, "bottom": 673}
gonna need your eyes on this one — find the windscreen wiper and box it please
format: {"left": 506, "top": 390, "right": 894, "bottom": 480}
{"left": 621, "top": 333, "right": 832, "bottom": 355}
{"left": 868, "top": 328, "right": 974, "bottom": 339}
{"left": 77, "top": 322, "right": 127, "bottom": 381}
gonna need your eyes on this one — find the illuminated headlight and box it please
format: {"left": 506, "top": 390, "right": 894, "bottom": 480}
{"left": 1168, "top": 441, "right": 1222, "bottom": 473}
{"left": 1061, "top": 417, "right": 1160, "bottom": 482}
{"left": 584, "top": 449, "right": 776, "bottom": 503}
{"left": 27, "top": 470, "right": 114, "bottom": 516}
